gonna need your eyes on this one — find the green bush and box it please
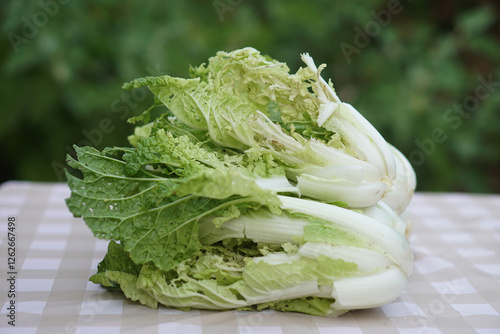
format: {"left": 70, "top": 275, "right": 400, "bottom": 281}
{"left": 1, "top": 0, "right": 499, "bottom": 192}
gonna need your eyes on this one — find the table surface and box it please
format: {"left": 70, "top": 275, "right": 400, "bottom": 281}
{"left": 0, "top": 181, "right": 499, "bottom": 334}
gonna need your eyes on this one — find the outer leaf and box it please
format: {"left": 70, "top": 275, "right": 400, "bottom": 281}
{"left": 66, "top": 147, "right": 205, "bottom": 272}
{"left": 66, "top": 143, "right": 283, "bottom": 272}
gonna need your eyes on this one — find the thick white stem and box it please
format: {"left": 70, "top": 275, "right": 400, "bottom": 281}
{"left": 331, "top": 267, "right": 407, "bottom": 309}
{"left": 296, "top": 174, "right": 387, "bottom": 208}
{"left": 308, "top": 140, "right": 382, "bottom": 182}
{"left": 286, "top": 164, "right": 365, "bottom": 185}
{"left": 242, "top": 215, "right": 308, "bottom": 244}
{"left": 278, "top": 196, "right": 413, "bottom": 275}
{"left": 382, "top": 145, "right": 417, "bottom": 214}
{"left": 254, "top": 176, "right": 300, "bottom": 195}
{"left": 340, "top": 102, "right": 397, "bottom": 182}
{"left": 363, "top": 201, "right": 406, "bottom": 237}
{"left": 301, "top": 52, "right": 396, "bottom": 183}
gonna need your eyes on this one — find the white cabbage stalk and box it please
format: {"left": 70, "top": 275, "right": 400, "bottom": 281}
{"left": 295, "top": 53, "right": 415, "bottom": 211}
{"left": 382, "top": 145, "right": 418, "bottom": 215}
{"left": 330, "top": 267, "right": 407, "bottom": 309}
{"left": 277, "top": 196, "right": 413, "bottom": 275}
{"left": 301, "top": 53, "right": 397, "bottom": 182}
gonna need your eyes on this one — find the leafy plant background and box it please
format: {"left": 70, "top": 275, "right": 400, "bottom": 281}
{"left": 1, "top": 0, "right": 499, "bottom": 193}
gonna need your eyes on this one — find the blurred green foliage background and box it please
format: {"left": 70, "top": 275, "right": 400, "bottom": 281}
{"left": 1, "top": 0, "right": 499, "bottom": 193}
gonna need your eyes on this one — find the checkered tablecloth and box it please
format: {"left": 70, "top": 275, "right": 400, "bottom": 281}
{"left": 1, "top": 181, "right": 499, "bottom": 333}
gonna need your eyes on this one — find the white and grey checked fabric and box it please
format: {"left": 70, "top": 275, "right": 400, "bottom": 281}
{"left": 1, "top": 182, "right": 499, "bottom": 333}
